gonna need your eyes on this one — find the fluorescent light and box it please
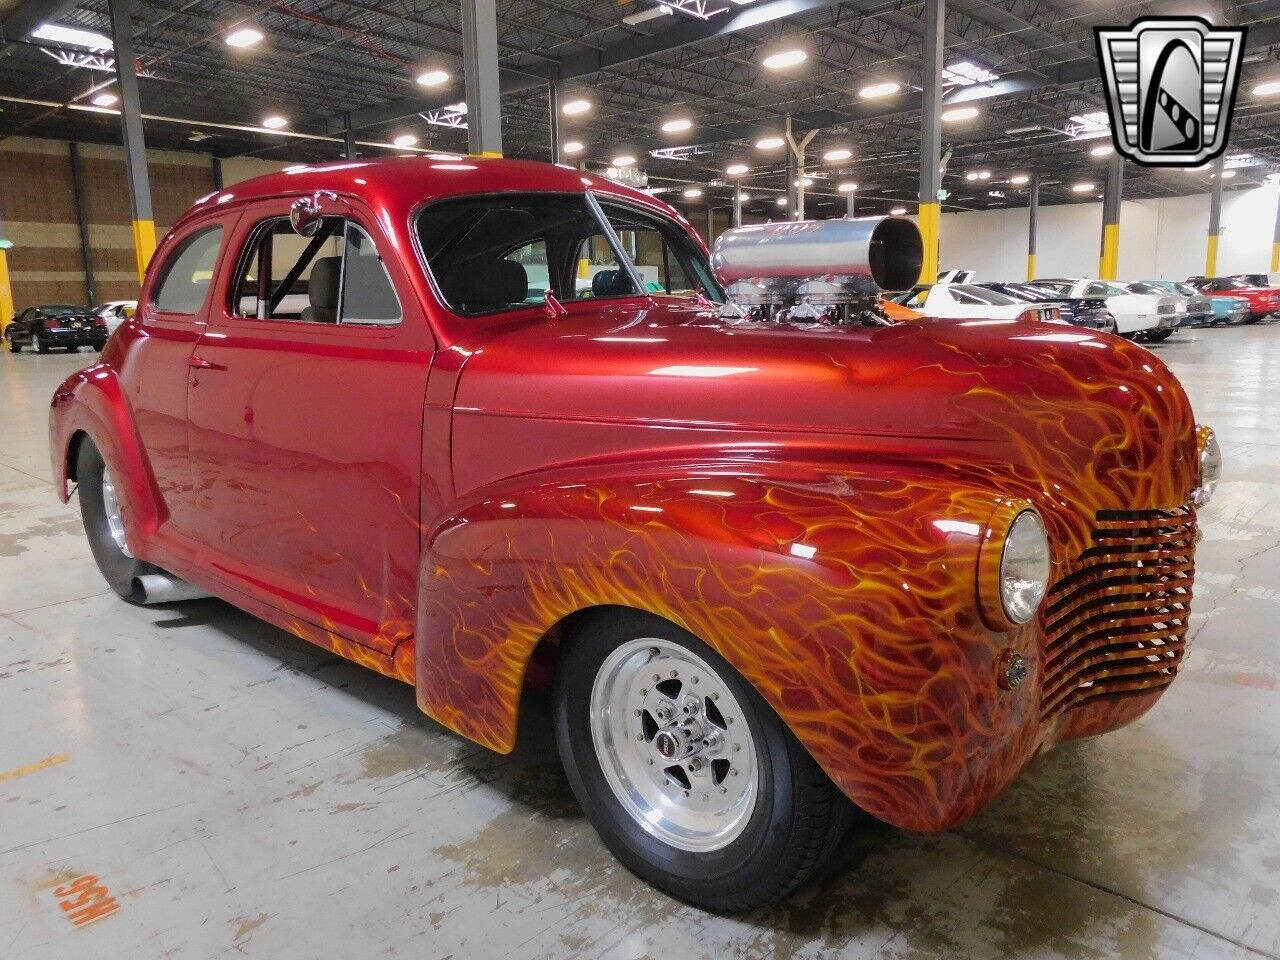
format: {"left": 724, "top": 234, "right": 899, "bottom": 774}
{"left": 416, "top": 69, "right": 450, "bottom": 87}
{"left": 943, "top": 61, "right": 1000, "bottom": 86}
{"left": 1071, "top": 182, "right": 1094, "bottom": 192}
{"left": 859, "top": 81, "right": 901, "bottom": 99}
{"left": 941, "top": 106, "right": 980, "bottom": 122}
{"left": 682, "top": 187, "right": 703, "bottom": 199}
{"left": 1221, "top": 170, "right": 1237, "bottom": 179}
{"left": 762, "top": 49, "right": 806, "bottom": 70}
{"left": 262, "top": 114, "right": 288, "bottom": 130}
{"left": 977, "top": 170, "right": 990, "bottom": 180}
{"left": 393, "top": 133, "right": 418, "bottom": 147}
{"left": 225, "top": 27, "right": 263, "bottom": 48}
{"left": 965, "top": 171, "right": 979, "bottom": 181}
{"left": 725, "top": 163, "right": 750, "bottom": 176}
{"left": 737, "top": 191, "right": 750, "bottom": 201}
{"left": 562, "top": 99, "right": 591, "bottom": 115}
{"left": 1010, "top": 174, "right": 1030, "bottom": 185}
{"left": 622, "top": 5, "right": 674, "bottom": 25}
{"left": 1252, "top": 79, "right": 1280, "bottom": 97}
{"left": 775, "top": 197, "right": 788, "bottom": 206}
{"left": 836, "top": 181, "right": 858, "bottom": 192}
{"left": 661, "top": 117, "right": 693, "bottom": 133}
{"left": 611, "top": 154, "right": 636, "bottom": 166}
{"left": 31, "top": 23, "right": 111, "bottom": 49}
{"left": 794, "top": 177, "right": 813, "bottom": 188}
{"left": 890, "top": 206, "right": 908, "bottom": 215}
{"left": 823, "top": 147, "right": 852, "bottom": 163}
{"left": 1091, "top": 144, "right": 1114, "bottom": 157}
{"left": 563, "top": 140, "right": 584, "bottom": 154}
{"left": 755, "top": 136, "right": 785, "bottom": 150}
{"left": 91, "top": 91, "right": 118, "bottom": 107}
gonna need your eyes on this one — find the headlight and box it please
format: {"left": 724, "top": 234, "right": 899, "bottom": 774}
{"left": 1193, "top": 429, "right": 1221, "bottom": 507}
{"left": 1000, "top": 511, "right": 1051, "bottom": 624}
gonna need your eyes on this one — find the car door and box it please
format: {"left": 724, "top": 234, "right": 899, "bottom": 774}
{"left": 185, "top": 196, "right": 434, "bottom": 655}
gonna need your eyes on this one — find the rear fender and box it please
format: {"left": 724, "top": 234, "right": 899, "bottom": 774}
{"left": 49, "top": 364, "right": 166, "bottom": 553}
{"left": 415, "top": 458, "right": 1038, "bottom": 831}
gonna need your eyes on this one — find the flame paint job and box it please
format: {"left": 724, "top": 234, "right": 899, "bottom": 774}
{"left": 49, "top": 159, "right": 1203, "bottom": 833}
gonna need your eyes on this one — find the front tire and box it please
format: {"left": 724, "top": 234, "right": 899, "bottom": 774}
{"left": 554, "top": 610, "right": 853, "bottom": 911}
{"left": 76, "top": 440, "right": 155, "bottom": 600}
{"left": 1146, "top": 328, "right": 1174, "bottom": 342}
{"left": 33, "top": 329, "right": 50, "bottom": 353}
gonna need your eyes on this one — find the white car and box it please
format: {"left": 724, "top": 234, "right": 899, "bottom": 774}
{"left": 895, "top": 283, "right": 1061, "bottom": 322}
{"left": 1034, "top": 279, "right": 1176, "bottom": 337}
{"left": 91, "top": 300, "right": 137, "bottom": 333}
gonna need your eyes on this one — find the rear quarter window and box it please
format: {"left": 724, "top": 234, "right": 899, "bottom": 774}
{"left": 152, "top": 226, "right": 225, "bottom": 314}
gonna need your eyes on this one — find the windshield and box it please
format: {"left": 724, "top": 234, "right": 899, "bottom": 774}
{"left": 944, "top": 284, "right": 1019, "bottom": 305}
{"left": 41, "top": 305, "right": 85, "bottom": 316}
{"left": 415, "top": 192, "right": 719, "bottom": 316}
{"left": 1125, "top": 282, "right": 1162, "bottom": 295}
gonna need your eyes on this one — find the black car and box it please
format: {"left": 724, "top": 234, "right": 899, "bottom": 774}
{"left": 4, "top": 304, "right": 107, "bottom": 353}
{"left": 976, "top": 281, "right": 1117, "bottom": 332}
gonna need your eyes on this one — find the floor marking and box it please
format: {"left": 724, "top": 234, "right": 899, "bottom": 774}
{"left": 52, "top": 874, "right": 121, "bottom": 928}
{"left": 0, "top": 753, "right": 69, "bottom": 782}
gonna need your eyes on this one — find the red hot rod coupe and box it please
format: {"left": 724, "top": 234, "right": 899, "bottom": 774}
{"left": 50, "top": 157, "right": 1220, "bottom": 911}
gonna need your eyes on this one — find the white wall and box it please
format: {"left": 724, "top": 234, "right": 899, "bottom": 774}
{"left": 938, "top": 179, "right": 1280, "bottom": 281}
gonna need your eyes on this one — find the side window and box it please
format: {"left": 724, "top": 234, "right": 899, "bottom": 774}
{"left": 574, "top": 231, "right": 637, "bottom": 301}
{"left": 1085, "top": 282, "right": 1108, "bottom": 297}
{"left": 153, "top": 226, "right": 224, "bottom": 314}
{"left": 599, "top": 201, "right": 723, "bottom": 301}
{"left": 232, "top": 217, "right": 401, "bottom": 325}
{"left": 907, "top": 290, "right": 927, "bottom": 308}
{"left": 505, "top": 240, "right": 549, "bottom": 302}
{"left": 948, "top": 288, "right": 982, "bottom": 305}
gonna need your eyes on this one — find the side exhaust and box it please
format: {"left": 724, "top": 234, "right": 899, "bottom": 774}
{"left": 130, "top": 573, "right": 213, "bottom": 604}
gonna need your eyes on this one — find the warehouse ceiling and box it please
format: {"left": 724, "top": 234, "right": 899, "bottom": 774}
{"left": 1, "top": 0, "right": 1279, "bottom": 219}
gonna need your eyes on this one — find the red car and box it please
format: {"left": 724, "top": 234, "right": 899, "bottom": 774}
{"left": 1191, "top": 275, "right": 1280, "bottom": 321}
{"left": 49, "top": 158, "right": 1220, "bottom": 910}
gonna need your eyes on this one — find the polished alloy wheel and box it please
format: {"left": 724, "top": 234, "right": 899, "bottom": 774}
{"left": 589, "top": 637, "right": 759, "bottom": 852}
{"left": 101, "top": 467, "right": 133, "bottom": 558}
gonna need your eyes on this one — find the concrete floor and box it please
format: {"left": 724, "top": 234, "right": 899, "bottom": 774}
{"left": 1, "top": 325, "right": 1279, "bottom": 960}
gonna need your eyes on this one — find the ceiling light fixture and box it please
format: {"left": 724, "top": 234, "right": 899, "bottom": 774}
{"left": 662, "top": 117, "right": 693, "bottom": 133}
{"left": 965, "top": 171, "right": 979, "bottom": 181}
{"left": 611, "top": 154, "right": 636, "bottom": 166}
{"left": 682, "top": 187, "right": 703, "bottom": 198}
{"left": 1252, "top": 79, "right": 1280, "bottom": 97}
{"left": 416, "top": 69, "right": 450, "bottom": 87}
{"left": 755, "top": 136, "right": 785, "bottom": 150}
{"left": 562, "top": 99, "right": 591, "bottom": 115}
{"left": 261, "top": 114, "right": 288, "bottom": 130}
{"left": 858, "top": 81, "right": 901, "bottom": 99}
{"left": 31, "top": 23, "right": 111, "bottom": 49}
{"left": 775, "top": 196, "right": 788, "bottom": 207}
{"left": 737, "top": 191, "right": 751, "bottom": 202}
{"left": 836, "top": 181, "right": 858, "bottom": 192}
{"left": 823, "top": 147, "right": 852, "bottom": 163}
{"left": 1221, "top": 170, "right": 1237, "bottom": 179}
{"left": 1010, "top": 174, "right": 1030, "bottom": 185}
{"left": 622, "top": 5, "right": 674, "bottom": 25}
{"left": 890, "top": 206, "right": 908, "bottom": 215}
{"left": 91, "top": 91, "right": 118, "bottom": 107}
{"left": 977, "top": 170, "right": 991, "bottom": 180}
{"left": 941, "top": 106, "right": 980, "bottom": 122}
{"left": 563, "top": 140, "right": 584, "bottom": 154}
{"left": 1090, "top": 144, "right": 1114, "bottom": 157}
{"left": 225, "top": 26, "right": 264, "bottom": 48}
{"left": 762, "top": 48, "right": 807, "bottom": 70}
{"left": 393, "top": 133, "right": 418, "bottom": 148}
{"left": 1071, "top": 182, "right": 1094, "bottom": 192}
{"left": 725, "top": 163, "right": 750, "bottom": 176}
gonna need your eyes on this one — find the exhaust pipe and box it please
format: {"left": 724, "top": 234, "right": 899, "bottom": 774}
{"left": 130, "top": 573, "right": 213, "bottom": 604}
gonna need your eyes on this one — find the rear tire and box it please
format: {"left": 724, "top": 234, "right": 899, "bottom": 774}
{"left": 1146, "top": 329, "right": 1173, "bottom": 342}
{"left": 76, "top": 439, "right": 156, "bottom": 601}
{"left": 5, "top": 328, "right": 20, "bottom": 352}
{"left": 554, "top": 610, "right": 854, "bottom": 911}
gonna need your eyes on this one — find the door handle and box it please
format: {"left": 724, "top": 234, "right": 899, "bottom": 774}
{"left": 188, "top": 355, "right": 227, "bottom": 371}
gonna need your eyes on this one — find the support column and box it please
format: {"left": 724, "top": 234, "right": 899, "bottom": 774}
{"left": 1272, "top": 187, "right": 1280, "bottom": 273}
{"left": 845, "top": 191, "right": 856, "bottom": 217}
{"left": 1026, "top": 172, "right": 1039, "bottom": 280}
{"left": 732, "top": 185, "right": 742, "bottom": 228}
{"left": 1206, "top": 153, "right": 1225, "bottom": 276}
{"left": 69, "top": 143, "right": 97, "bottom": 306}
{"left": 0, "top": 207, "right": 13, "bottom": 331}
{"left": 1099, "top": 150, "right": 1123, "bottom": 280}
{"left": 918, "top": 0, "right": 943, "bottom": 283}
{"left": 547, "top": 80, "right": 562, "bottom": 164}
{"left": 211, "top": 156, "right": 223, "bottom": 191}
{"left": 785, "top": 144, "right": 798, "bottom": 220}
{"left": 342, "top": 112, "right": 357, "bottom": 160}
{"left": 107, "top": 0, "right": 155, "bottom": 285}
{"left": 461, "top": 0, "right": 503, "bottom": 157}
{"left": 706, "top": 205, "right": 715, "bottom": 246}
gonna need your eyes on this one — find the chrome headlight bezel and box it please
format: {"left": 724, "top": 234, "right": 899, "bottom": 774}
{"left": 978, "top": 503, "right": 1052, "bottom": 631}
{"left": 1193, "top": 428, "right": 1221, "bottom": 507}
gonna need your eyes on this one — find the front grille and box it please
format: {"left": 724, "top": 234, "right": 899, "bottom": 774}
{"left": 1039, "top": 507, "right": 1195, "bottom": 722}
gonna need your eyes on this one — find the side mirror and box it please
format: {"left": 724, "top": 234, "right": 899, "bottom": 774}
{"left": 290, "top": 190, "right": 338, "bottom": 236}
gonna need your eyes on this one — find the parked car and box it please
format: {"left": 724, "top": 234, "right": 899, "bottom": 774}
{"left": 889, "top": 283, "right": 1062, "bottom": 322}
{"left": 1132, "top": 280, "right": 1213, "bottom": 329}
{"left": 92, "top": 300, "right": 137, "bottom": 333}
{"left": 1034, "top": 278, "right": 1176, "bottom": 338}
{"left": 1188, "top": 276, "right": 1280, "bottom": 321}
{"left": 5, "top": 304, "right": 107, "bottom": 353}
{"left": 1208, "top": 295, "right": 1251, "bottom": 325}
{"left": 977, "top": 281, "right": 1117, "bottom": 332}
{"left": 49, "top": 158, "right": 1218, "bottom": 910}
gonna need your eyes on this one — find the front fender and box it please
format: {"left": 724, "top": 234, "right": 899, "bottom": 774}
{"left": 49, "top": 363, "right": 165, "bottom": 551}
{"left": 415, "top": 458, "right": 1042, "bottom": 831}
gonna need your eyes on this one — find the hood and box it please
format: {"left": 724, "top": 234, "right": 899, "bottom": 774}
{"left": 456, "top": 300, "right": 1199, "bottom": 522}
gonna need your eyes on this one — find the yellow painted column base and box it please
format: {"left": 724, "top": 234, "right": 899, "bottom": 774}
{"left": 478, "top": 151, "right": 503, "bottom": 158}
{"left": 917, "top": 201, "right": 940, "bottom": 284}
{"left": 1026, "top": 252, "right": 1037, "bottom": 282}
{"left": 1205, "top": 234, "right": 1220, "bottom": 277}
{"left": 1270, "top": 241, "right": 1278, "bottom": 273}
{"left": 0, "top": 248, "right": 14, "bottom": 332}
{"left": 132, "top": 219, "right": 157, "bottom": 285}
{"left": 1099, "top": 223, "right": 1120, "bottom": 280}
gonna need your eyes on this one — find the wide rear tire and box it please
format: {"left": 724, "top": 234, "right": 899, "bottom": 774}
{"left": 76, "top": 439, "right": 156, "bottom": 601}
{"left": 554, "top": 610, "right": 854, "bottom": 911}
